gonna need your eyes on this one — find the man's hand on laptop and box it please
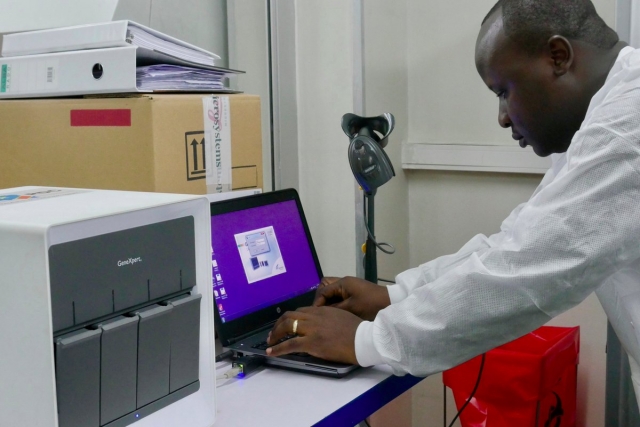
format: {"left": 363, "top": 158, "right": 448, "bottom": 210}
{"left": 266, "top": 306, "right": 362, "bottom": 365}
{"left": 314, "top": 276, "right": 390, "bottom": 321}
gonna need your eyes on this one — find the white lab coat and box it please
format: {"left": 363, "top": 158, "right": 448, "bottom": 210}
{"left": 355, "top": 46, "right": 640, "bottom": 402}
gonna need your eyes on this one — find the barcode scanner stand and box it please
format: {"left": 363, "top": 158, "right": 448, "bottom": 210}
{"left": 341, "top": 113, "right": 396, "bottom": 283}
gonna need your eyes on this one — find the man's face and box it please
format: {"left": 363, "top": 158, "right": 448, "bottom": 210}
{"left": 475, "top": 12, "right": 577, "bottom": 157}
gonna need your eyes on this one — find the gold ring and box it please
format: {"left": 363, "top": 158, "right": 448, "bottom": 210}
{"left": 292, "top": 319, "right": 298, "bottom": 335}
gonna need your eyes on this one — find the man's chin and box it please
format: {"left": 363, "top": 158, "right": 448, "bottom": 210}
{"left": 529, "top": 135, "right": 573, "bottom": 157}
{"left": 530, "top": 143, "right": 552, "bottom": 158}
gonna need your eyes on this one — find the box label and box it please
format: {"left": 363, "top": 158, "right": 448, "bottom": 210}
{"left": 202, "top": 96, "right": 232, "bottom": 193}
{"left": 185, "top": 131, "right": 207, "bottom": 181}
{"left": 0, "top": 188, "right": 89, "bottom": 207}
{"left": 70, "top": 109, "right": 132, "bottom": 127}
{"left": 1, "top": 64, "right": 7, "bottom": 93}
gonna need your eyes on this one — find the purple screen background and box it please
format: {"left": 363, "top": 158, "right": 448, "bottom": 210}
{"left": 211, "top": 200, "right": 320, "bottom": 322}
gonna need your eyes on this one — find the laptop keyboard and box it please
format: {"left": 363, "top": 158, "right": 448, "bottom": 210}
{"left": 252, "top": 335, "right": 310, "bottom": 357}
{"left": 252, "top": 334, "right": 293, "bottom": 350}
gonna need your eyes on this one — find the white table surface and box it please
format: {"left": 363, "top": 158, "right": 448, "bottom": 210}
{"left": 214, "top": 360, "right": 421, "bottom": 426}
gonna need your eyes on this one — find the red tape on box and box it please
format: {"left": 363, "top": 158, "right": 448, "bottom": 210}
{"left": 70, "top": 109, "right": 131, "bottom": 127}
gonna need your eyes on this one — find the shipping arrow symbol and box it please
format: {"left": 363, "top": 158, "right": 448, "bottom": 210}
{"left": 191, "top": 139, "right": 200, "bottom": 171}
{"left": 191, "top": 138, "right": 207, "bottom": 172}
{"left": 200, "top": 138, "right": 206, "bottom": 171}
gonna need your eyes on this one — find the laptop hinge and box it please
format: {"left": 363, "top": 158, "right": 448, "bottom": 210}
{"left": 228, "top": 321, "right": 277, "bottom": 345}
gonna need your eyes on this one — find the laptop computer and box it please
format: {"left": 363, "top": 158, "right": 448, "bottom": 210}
{"left": 210, "top": 188, "right": 359, "bottom": 378}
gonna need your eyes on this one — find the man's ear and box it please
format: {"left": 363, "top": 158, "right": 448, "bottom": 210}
{"left": 547, "top": 36, "right": 574, "bottom": 76}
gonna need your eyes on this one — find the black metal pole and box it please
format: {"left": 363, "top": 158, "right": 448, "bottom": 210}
{"left": 364, "top": 194, "right": 377, "bottom": 283}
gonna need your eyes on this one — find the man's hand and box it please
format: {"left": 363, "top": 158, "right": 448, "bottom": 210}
{"left": 314, "top": 276, "right": 391, "bottom": 321}
{"left": 266, "top": 306, "right": 362, "bottom": 365}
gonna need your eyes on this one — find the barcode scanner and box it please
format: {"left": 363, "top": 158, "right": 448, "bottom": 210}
{"left": 341, "top": 113, "right": 395, "bottom": 196}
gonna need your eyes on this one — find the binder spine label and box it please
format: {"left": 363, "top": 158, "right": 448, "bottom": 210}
{"left": 1, "top": 64, "right": 8, "bottom": 93}
{"left": 42, "top": 61, "right": 59, "bottom": 91}
{"left": 0, "top": 60, "right": 57, "bottom": 95}
{"left": 202, "top": 96, "right": 232, "bottom": 193}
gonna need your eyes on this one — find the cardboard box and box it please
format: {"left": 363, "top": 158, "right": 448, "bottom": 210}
{"left": 0, "top": 94, "right": 262, "bottom": 194}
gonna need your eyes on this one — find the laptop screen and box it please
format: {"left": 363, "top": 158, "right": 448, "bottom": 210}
{"left": 210, "top": 199, "right": 320, "bottom": 323}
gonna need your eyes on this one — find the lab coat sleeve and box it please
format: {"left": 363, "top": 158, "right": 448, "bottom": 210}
{"left": 387, "top": 201, "right": 528, "bottom": 304}
{"left": 388, "top": 159, "right": 562, "bottom": 303}
{"left": 356, "top": 119, "right": 640, "bottom": 375}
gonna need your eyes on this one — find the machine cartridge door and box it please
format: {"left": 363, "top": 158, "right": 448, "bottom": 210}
{"left": 166, "top": 294, "right": 202, "bottom": 392}
{"left": 55, "top": 328, "right": 102, "bottom": 427}
{"left": 135, "top": 304, "right": 173, "bottom": 407}
{"left": 99, "top": 316, "right": 139, "bottom": 425}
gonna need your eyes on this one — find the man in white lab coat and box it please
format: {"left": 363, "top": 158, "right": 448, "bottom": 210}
{"left": 267, "top": 0, "right": 640, "bottom": 401}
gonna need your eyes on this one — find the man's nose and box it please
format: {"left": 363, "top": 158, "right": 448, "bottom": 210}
{"left": 498, "top": 101, "right": 511, "bottom": 129}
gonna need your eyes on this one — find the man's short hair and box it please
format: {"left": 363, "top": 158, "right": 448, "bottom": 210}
{"left": 483, "top": 0, "right": 619, "bottom": 53}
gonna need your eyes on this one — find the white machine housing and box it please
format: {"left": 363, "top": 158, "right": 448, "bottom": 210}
{"left": 0, "top": 186, "right": 216, "bottom": 427}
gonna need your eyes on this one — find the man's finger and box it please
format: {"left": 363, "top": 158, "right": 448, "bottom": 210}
{"left": 312, "top": 286, "right": 333, "bottom": 306}
{"left": 329, "top": 300, "right": 350, "bottom": 312}
{"left": 320, "top": 277, "right": 339, "bottom": 287}
{"left": 313, "top": 294, "right": 327, "bottom": 307}
{"left": 266, "top": 336, "right": 306, "bottom": 357}
{"left": 311, "top": 297, "right": 350, "bottom": 312}
{"left": 312, "top": 284, "right": 343, "bottom": 306}
{"left": 268, "top": 312, "right": 300, "bottom": 344}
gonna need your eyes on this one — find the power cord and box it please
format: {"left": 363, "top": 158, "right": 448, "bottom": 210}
{"left": 445, "top": 353, "right": 486, "bottom": 427}
{"left": 217, "top": 366, "right": 242, "bottom": 381}
{"left": 363, "top": 194, "right": 395, "bottom": 255}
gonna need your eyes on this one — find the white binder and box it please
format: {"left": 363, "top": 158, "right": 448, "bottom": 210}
{"left": 1, "top": 20, "right": 221, "bottom": 67}
{"left": 0, "top": 46, "right": 139, "bottom": 98}
{"left": 0, "top": 46, "right": 240, "bottom": 99}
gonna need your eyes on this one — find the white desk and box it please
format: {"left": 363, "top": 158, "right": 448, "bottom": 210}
{"left": 214, "top": 361, "right": 424, "bottom": 426}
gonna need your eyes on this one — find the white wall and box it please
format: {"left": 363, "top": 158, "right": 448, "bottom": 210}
{"left": 632, "top": 2, "right": 640, "bottom": 48}
{"left": 226, "top": 0, "right": 272, "bottom": 191}
{"left": 294, "top": 0, "right": 358, "bottom": 276}
{"left": 407, "top": 0, "right": 506, "bottom": 147}
{"left": 616, "top": 0, "right": 640, "bottom": 47}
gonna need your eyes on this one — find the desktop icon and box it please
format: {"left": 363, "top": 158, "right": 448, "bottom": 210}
{"left": 220, "top": 288, "right": 227, "bottom": 296}
{"left": 214, "top": 290, "right": 219, "bottom": 298}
